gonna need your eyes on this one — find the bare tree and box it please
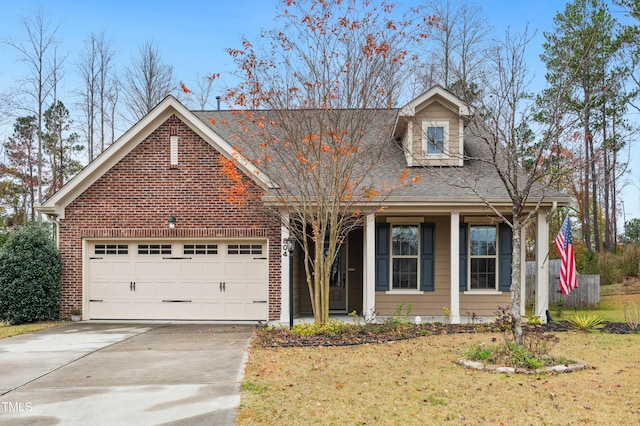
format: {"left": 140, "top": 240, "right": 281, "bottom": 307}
{"left": 122, "top": 40, "right": 175, "bottom": 122}
{"left": 436, "top": 29, "right": 578, "bottom": 344}
{"left": 0, "top": 91, "right": 14, "bottom": 126}
{"left": 223, "top": 0, "right": 433, "bottom": 324}
{"left": 5, "top": 6, "right": 62, "bottom": 207}
{"left": 105, "top": 75, "right": 121, "bottom": 145}
{"left": 193, "top": 73, "right": 218, "bottom": 110}
{"left": 97, "top": 33, "right": 115, "bottom": 153}
{"left": 78, "top": 31, "right": 116, "bottom": 161}
{"left": 77, "top": 34, "right": 98, "bottom": 161}
{"left": 419, "top": 0, "right": 489, "bottom": 102}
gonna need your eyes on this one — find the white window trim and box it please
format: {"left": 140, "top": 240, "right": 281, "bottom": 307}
{"left": 464, "top": 290, "right": 503, "bottom": 295}
{"left": 386, "top": 217, "right": 424, "bottom": 223}
{"left": 390, "top": 224, "right": 420, "bottom": 291}
{"left": 386, "top": 290, "right": 425, "bottom": 295}
{"left": 467, "top": 224, "right": 499, "bottom": 291}
{"left": 404, "top": 121, "right": 413, "bottom": 167}
{"left": 421, "top": 120, "right": 449, "bottom": 157}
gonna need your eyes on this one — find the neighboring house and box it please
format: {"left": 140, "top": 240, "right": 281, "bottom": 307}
{"left": 36, "top": 86, "right": 569, "bottom": 323}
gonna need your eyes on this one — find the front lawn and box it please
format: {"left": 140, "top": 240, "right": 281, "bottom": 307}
{"left": 238, "top": 332, "right": 640, "bottom": 425}
{"left": 555, "top": 289, "right": 640, "bottom": 323}
{"left": 0, "top": 321, "right": 63, "bottom": 339}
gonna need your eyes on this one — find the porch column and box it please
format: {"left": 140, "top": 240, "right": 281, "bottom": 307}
{"left": 521, "top": 226, "right": 527, "bottom": 317}
{"left": 450, "top": 211, "right": 461, "bottom": 324}
{"left": 280, "top": 212, "right": 291, "bottom": 323}
{"left": 536, "top": 210, "right": 549, "bottom": 322}
{"left": 363, "top": 213, "right": 376, "bottom": 321}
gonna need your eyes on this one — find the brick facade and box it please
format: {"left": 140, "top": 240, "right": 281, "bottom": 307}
{"left": 57, "top": 115, "right": 282, "bottom": 320}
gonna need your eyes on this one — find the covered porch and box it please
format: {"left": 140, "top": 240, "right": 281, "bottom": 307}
{"left": 279, "top": 209, "right": 552, "bottom": 324}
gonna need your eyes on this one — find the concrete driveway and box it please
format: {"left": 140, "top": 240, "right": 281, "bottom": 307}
{"left": 0, "top": 322, "right": 254, "bottom": 425}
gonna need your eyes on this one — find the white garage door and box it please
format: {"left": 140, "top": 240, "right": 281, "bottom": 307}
{"left": 87, "top": 240, "right": 269, "bottom": 320}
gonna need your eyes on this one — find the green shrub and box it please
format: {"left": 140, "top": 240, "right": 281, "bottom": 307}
{"left": 0, "top": 223, "right": 62, "bottom": 325}
{"left": 581, "top": 244, "right": 640, "bottom": 286}
{"left": 0, "top": 232, "right": 9, "bottom": 250}
{"left": 464, "top": 339, "right": 567, "bottom": 370}
{"left": 566, "top": 313, "right": 605, "bottom": 332}
{"left": 385, "top": 303, "right": 413, "bottom": 326}
{"left": 465, "top": 343, "right": 492, "bottom": 360}
{"left": 291, "top": 320, "right": 352, "bottom": 336}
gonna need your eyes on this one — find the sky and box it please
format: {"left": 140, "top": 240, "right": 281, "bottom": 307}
{"left": 0, "top": 0, "right": 638, "bottom": 223}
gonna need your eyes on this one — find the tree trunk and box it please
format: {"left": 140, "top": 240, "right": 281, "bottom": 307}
{"left": 603, "top": 91, "right": 611, "bottom": 252}
{"left": 611, "top": 115, "right": 618, "bottom": 253}
{"left": 584, "top": 124, "right": 591, "bottom": 251}
{"left": 511, "top": 214, "right": 523, "bottom": 345}
{"left": 590, "top": 129, "right": 600, "bottom": 251}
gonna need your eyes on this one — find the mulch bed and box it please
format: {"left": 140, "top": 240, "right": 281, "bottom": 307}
{"left": 252, "top": 321, "right": 638, "bottom": 348}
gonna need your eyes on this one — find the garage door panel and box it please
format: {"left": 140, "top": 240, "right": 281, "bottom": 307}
{"left": 89, "top": 301, "right": 110, "bottom": 318}
{"left": 88, "top": 240, "right": 268, "bottom": 321}
{"left": 179, "top": 262, "right": 204, "bottom": 279}
{"left": 201, "top": 301, "right": 226, "bottom": 318}
{"left": 224, "top": 301, "right": 268, "bottom": 320}
{"left": 224, "top": 302, "right": 246, "bottom": 319}
{"left": 202, "top": 261, "right": 224, "bottom": 277}
{"left": 156, "top": 301, "right": 197, "bottom": 319}
{"left": 246, "top": 262, "right": 269, "bottom": 279}
{"left": 200, "top": 281, "right": 222, "bottom": 298}
{"left": 90, "top": 261, "right": 133, "bottom": 280}
{"left": 180, "top": 281, "right": 202, "bottom": 299}
{"left": 245, "top": 281, "right": 268, "bottom": 299}
{"left": 247, "top": 302, "right": 268, "bottom": 319}
{"left": 135, "top": 261, "right": 177, "bottom": 280}
{"left": 90, "top": 281, "right": 113, "bottom": 299}
{"left": 132, "top": 281, "right": 159, "bottom": 298}
{"left": 224, "top": 282, "right": 247, "bottom": 299}
{"left": 155, "top": 281, "right": 180, "bottom": 299}
{"left": 178, "top": 302, "right": 201, "bottom": 319}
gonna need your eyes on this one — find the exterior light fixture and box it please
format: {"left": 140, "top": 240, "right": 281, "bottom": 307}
{"left": 167, "top": 215, "right": 177, "bottom": 229}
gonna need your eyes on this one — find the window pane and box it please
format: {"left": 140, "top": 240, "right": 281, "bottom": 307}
{"left": 427, "top": 126, "right": 444, "bottom": 154}
{"left": 468, "top": 225, "right": 497, "bottom": 290}
{"left": 470, "top": 258, "right": 496, "bottom": 289}
{"left": 470, "top": 226, "right": 496, "bottom": 256}
{"left": 138, "top": 244, "right": 171, "bottom": 255}
{"left": 392, "top": 258, "right": 418, "bottom": 289}
{"left": 392, "top": 225, "right": 418, "bottom": 256}
{"left": 228, "top": 244, "right": 261, "bottom": 255}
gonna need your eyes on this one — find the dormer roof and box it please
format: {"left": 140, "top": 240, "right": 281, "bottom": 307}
{"left": 398, "top": 85, "right": 474, "bottom": 118}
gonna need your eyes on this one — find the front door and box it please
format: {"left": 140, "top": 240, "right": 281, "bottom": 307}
{"left": 329, "top": 245, "right": 347, "bottom": 311}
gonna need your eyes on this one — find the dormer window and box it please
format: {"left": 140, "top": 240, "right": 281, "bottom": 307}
{"left": 422, "top": 120, "right": 448, "bottom": 156}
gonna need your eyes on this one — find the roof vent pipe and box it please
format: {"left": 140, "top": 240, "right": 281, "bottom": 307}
{"left": 216, "top": 96, "right": 221, "bottom": 111}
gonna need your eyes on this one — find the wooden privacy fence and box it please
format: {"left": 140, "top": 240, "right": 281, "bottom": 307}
{"left": 526, "top": 260, "right": 600, "bottom": 309}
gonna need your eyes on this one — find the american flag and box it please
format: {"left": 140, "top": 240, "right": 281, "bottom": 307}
{"left": 554, "top": 215, "right": 578, "bottom": 295}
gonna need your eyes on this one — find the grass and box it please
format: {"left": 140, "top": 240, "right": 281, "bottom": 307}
{"left": 0, "top": 321, "right": 63, "bottom": 339}
{"left": 555, "top": 293, "right": 640, "bottom": 323}
{"left": 238, "top": 332, "right": 640, "bottom": 425}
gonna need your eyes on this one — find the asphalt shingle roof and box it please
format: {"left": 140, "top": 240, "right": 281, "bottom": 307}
{"left": 192, "top": 109, "right": 568, "bottom": 204}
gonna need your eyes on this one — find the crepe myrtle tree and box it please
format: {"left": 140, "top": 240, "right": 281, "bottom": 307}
{"left": 215, "top": 0, "right": 434, "bottom": 324}
{"left": 415, "top": 28, "right": 580, "bottom": 344}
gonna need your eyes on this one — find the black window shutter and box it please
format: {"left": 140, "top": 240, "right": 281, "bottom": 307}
{"left": 375, "top": 223, "right": 390, "bottom": 291}
{"left": 459, "top": 224, "right": 467, "bottom": 291}
{"left": 498, "top": 223, "right": 513, "bottom": 292}
{"left": 420, "top": 223, "right": 435, "bottom": 291}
